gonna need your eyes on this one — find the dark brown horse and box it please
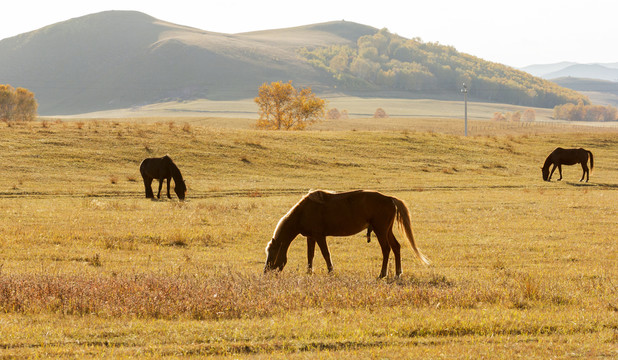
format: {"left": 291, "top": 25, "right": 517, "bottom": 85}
{"left": 264, "top": 190, "right": 430, "bottom": 278}
{"left": 139, "top": 155, "right": 186, "bottom": 200}
{"left": 542, "top": 148, "right": 594, "bottom": 182}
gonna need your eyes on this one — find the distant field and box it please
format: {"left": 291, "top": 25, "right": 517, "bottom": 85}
{"left": 53, "top": 96, "right": 558, "bottom": 122}
{"left": 0, "top": 118, "right": 616, "bottom": 358}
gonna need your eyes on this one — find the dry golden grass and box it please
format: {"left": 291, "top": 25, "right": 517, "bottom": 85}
{"left": 0, "top": 118, "right": 616, "bottom": 358}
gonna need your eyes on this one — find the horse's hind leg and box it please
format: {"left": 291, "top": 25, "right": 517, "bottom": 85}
{"left": 387, "top": 228, "right": 402, "bottom": 277}
{"left": 366, "top": 224, "right": 372, "bottom": 243}
{"left": 375, "top": 230, "right": 391, "bottom": 278}
{"left": 143, "top": 177, "right": 154, "bottom": 198}
{"left": 580, "top": 163, "right": 589, "bottom": 182}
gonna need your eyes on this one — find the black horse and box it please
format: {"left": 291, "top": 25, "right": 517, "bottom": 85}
{"left": 139, "top": 155, "right": 186, "bottom": 200}
{"left": 542, "top": 148, "right": 594, "bottom": 182}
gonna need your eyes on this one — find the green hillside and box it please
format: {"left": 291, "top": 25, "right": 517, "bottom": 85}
{"left": 299, "top": 29, "right": 588, "bottom": 108}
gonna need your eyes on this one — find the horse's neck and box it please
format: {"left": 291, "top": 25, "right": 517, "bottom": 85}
{"left": 542, "top": 156, "right": 553, "bottom": 169}
{"left": 273, "top": 211, "right": 300, "bottom": 245}
{"left": 169, "top": 163, "right": 183, "bottom": 182}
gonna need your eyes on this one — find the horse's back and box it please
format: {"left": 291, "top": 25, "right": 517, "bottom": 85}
{"left": 551, "top": 147, "right": 589, "bottom": 165}
{"left": 300, "top": 190, "right": 394, "bottom": 236}
{"left": 140, "top": 157, "right": 170, "bottom": 179}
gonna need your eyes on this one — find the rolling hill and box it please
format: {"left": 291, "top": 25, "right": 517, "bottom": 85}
{"left": 0, "top": 10, "right": 586, "bottom": 115}
{"left": 0, "top": 11, "right": 375, "bottom": 115}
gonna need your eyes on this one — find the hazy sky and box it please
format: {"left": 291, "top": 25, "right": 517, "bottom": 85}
{"left": 2, "top": 0, "right": 616, "bottom": 68}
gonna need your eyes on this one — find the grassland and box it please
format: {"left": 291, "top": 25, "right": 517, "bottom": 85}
{"left": 0, "top": 117, "right": 616, "bottom": 358}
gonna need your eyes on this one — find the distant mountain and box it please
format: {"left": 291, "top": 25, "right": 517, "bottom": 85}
{"left": 552, "top": 77, "right": 618, "bottom": 107}
{"left": 521, "top": 62, "right": 577, "bottom": 78}
{"left": 0, "top": 10, "right": 586, "bottom": 115}
{"left": 0, "top": 11, "right": 375, "bottom": 115}
{"left": 545, "top": 64, "right": 618, "bottom": 82}
{"left": 522, "top": 62, "right": 618, "bottom": 82}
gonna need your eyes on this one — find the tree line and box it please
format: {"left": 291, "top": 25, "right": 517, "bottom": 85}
{"left": 553, "top": 101, "right": 618, "bottom": 122}
{"left": 298, "top": 29, "right": 588, "bottom": 108}
{"left": 0, "top": 85, "right": 38, "bottom": 122}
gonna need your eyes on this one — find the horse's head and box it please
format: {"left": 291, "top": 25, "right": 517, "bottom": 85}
{"left": 541, "top": 167, "right": 549, "bottom": 181}
{"left": 175, "top": 180, "right": 187, "bottom": 200}
{"left": 264, "top": 238, "right": 286, "bottom": 273}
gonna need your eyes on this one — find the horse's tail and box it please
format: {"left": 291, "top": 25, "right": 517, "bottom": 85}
{"left": 392, "top": 197, "right": 430, "bottom": 265}
{"left": 587, "top": 150, "right": 594, "bottom": 171}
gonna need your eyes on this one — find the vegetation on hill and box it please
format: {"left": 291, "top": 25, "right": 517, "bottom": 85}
{"left": 299, "top": 29, "right": 588, "bottom": 108}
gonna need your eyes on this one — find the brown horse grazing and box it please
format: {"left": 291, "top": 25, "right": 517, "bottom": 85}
{"left": 139, "top": 155, "right": 186, "bottom": 200}
{"left": 542, "top": 148, "right": 594, "bottom": 182}
{"left": 264, "top": 190, "right": 430, "bottom": 278}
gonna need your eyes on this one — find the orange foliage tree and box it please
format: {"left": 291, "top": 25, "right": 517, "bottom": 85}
{"left": 0, "top": 84, "right": 38, "bottom": 122}
{"left": 254, "top": 81, "right": 326, "bottom": 130}
{"left": 553, "top": 101, "right": 618, "bottom": 121}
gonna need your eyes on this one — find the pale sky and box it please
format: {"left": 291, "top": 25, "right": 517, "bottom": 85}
{"left": 2, "top": 0, "right": 616, "bottom": 68}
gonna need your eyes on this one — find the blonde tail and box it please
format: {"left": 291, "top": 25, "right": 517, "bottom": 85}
{"left": 392, "top": 197, "right": 430, "bottom": 265}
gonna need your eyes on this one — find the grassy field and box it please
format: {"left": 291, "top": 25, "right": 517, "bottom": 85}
{"left": 0, "top": 117, "right": 616, "bottom": 358}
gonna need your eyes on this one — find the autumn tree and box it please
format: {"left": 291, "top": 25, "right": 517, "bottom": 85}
{"left": 254, "top": 81, "right": 326, "bottom": 130}
{"left": 522, "top": 109, "right": 536, "bottom": 122}
{"left": 326, "top": 108, "right": 341, "bottom": 120}
{"left": 0, "top": 84, "right": 38, "bottom": 122}
{"left": 0, "top": 85, "right": 15, "bottom": 121}
{"left": 373, "top": 108, "right": 388, "bottom": 118}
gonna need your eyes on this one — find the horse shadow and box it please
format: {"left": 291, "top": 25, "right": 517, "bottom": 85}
{"left": 566, "top": 182, "right": 618, "bottom": 189}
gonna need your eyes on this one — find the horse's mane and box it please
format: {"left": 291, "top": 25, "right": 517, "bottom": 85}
{"left": 164, "top": 155, "right": 185, "bottom": 191}
{"left": 305, "top": 189, "right": 335, "bottom": 204}
{"left": 271, "top": 193, "right": 311, "bottom": 241}
{"left": 541, "top": 153, "right": 553, "bottom": 171}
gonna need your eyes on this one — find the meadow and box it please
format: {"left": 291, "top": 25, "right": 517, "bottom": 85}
{"left": 0, "top": 117, "right": 616, "bottom": 358}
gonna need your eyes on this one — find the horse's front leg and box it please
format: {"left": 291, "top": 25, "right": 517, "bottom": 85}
{"left": 156, "top": 179, "right": 164, "bottom": 198}
{"left": 315, "top": 236, "right": 333, "bottom": 273}
{"left": 548, "top": 164, "right": 557, "bottom": 181}
{"left": 166, "top": 177, "right": 172, "bottom": 199}
{"left": 307, "top": 237, "right": 316, "bottom": 274}
{"left": 557, "top": 164, "right": 563, "bottom": 181}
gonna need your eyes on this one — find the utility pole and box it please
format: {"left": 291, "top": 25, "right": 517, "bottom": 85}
{"left": 461, "top": 83, "right": 468, "bottom": 136}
